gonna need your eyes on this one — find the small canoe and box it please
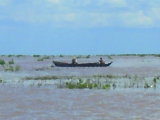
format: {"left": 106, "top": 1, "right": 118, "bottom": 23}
{"left": 52, "top": 61, "right": 113, "bottom": 67}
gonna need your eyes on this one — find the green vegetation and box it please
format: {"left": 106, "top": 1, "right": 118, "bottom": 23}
{"left": 23, "top": 75, "right": 113, "bottom": 89}
{"left": 37, "top": 58, "right": 44, "bottom": 61}
{"left": 86, "top": 55, "right": 90, "bottom": 58}
{"left": 79, "top": 78, "right": 83, "bottom": 83}
{"left": 0, "top": 79, "right": 6, "bottom": 83}
{"left": 8, "top": 59, "right": 14, "bottom": 64}
{"left": 16, "top": 55, "right": 23, "bottom": 58}
{"left": 23, "top": 74, "right": 134, "bottom": 80}
{"left": 24, "top": 75, "right": 59, "bottom": 80}
{"left": 3, "top": 64, "right": 21, "bottom": 72}
{"left": 93, "top": 74, "right": 120, "bottom": 79}
{"left": 4, "top": 65, "right": 14, "bottom": 72}
{"left": 66, "top": 81, "right": 99, "bottom": 89}
{"left": 0, "top": 59, "right": 5, "bottom": 65}
{"left": 154, "top": 54, "right": 160, "bottom": 57}
{"left": 65, "top": 80, "right": 111, "bottom": 89}
{"left": 77, "top": 55, "right": 82, "bottom": 58}
{"left": 59, "top": 55, "right": 64, "bottom": 57}
{"left": 8, "top": 55, "right": 15, "bottom": 57}
{"left": 153, "top": 78, "right": 157, "bottom": 83}
{"left": 43, "top": 56, "right": 50, "bottom": 59}
{"left": 139, "top": 54, "right": 145, "bottom": 57}
{"left": 21, "top": 74, "right": 160, "bottom": 89}
{"left": 15, "top": 65, "right": 21, "bottom": 71}
{"left": 108, "top": 56, "right": 112, "bottom": 59}
{"left": 102, "top": 84, "right": 111, "bottom": 89}
{"left": 37, "top": 55, "right": 50, "bottom": 61}
{"left": 144, "top": 82, "right": 150, "bottom": 88}
{"left": 96, "top": 54, "right": 160, "bottom": 57}
{"left": 33, "top": 55, "right": 40, "bottom": 57}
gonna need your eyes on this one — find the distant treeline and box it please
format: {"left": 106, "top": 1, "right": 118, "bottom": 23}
{"left": 96, "top": 54, "right": 160, "bottom": 57}
{"left": 0, "top": 54, "right": 160, "bottom": 57}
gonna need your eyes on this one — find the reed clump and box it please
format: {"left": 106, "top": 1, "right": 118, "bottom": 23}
{"left": 0, "top": 79, "right": 2, "bottom": 83}
{"left": 86, "top": 55, "right": 90, "bottom": 59}
{"left": 108, "top": 56, "right": 112, "bottom": 59}
{"left": 0, "top": 59, "right": 5, "bottom": 65}
{"left": 8, "top": 59, "right": 14, "bottom": 64}
{"left": 24, "top": 75, "right": 59, "bottom": 80}
{"left": 21, "top": 74, "right": 160, "bottom": 89}
{"left": 77, "top": 55, "right": 82, "bottom": 58}
{"left": 3, "top": 65, "right": 21, "bottom": 72}
{"left": 37, "top": 58, "right": 44, "bottom": 61}
{"left": 66, "top": 81, "right": 95, "bottom": 89}
{"left": 43, "top": 56, "right": 50, "bottom": 59}
{"left": 0, "top": 79, "right": 6, "bottom": 83}
{"left": 59, "top": 55, "right": 64, "bottom": 57}
{"left": 102, "top": 84, "right": 111, "bottom": 89}
{"left": 15, "top": 65, "right": 21, "bottom": 71}
{"left": 4, "top": 65, "right": 14, "bottom": 72}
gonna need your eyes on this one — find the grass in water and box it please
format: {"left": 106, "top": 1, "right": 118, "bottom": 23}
{"left": 0, "top": 59, "right": 5, "bottom": 65}
{"left": 37, "top": 58, "right": 44, "bottom": 61}
{"left": 59, "top": 55, "right": 64, "bottom": 57}
{"left": 86, "top": 55, "right": 90, "bottom": 59}
{"left": 108, "top": 56, "right": 112, "bottom": 59}
{"left": 8, "top": 59, "right": 14, "bottom": 64}
{"left": 15, "top": 65, "right": 21, "bottom": 71}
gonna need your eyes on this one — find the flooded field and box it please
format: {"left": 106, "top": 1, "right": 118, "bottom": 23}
{"left": 0, "top": 55, "right": 160, "bottom": 119}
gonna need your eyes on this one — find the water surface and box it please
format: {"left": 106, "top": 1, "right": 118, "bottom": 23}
{"left": 0, "top": 85, "right": 159, "bottom": 120}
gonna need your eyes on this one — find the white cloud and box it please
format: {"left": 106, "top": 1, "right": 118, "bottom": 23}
{"left": 64, "top": 13, "right": 77, "bottom": 22}
{"left": 85, "top": 13, "right": 110, "bottom": 27}
{"left": 120, "top": 11, "right": 153, "bottom": 27}
{"left": 1, "top": 0, "right": 160, "bottom": 28}
{"left": 150, "top": 8, "right": 160, "bottom": 19}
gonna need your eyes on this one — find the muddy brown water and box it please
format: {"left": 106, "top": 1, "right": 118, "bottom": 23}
{"left": 0, "top": 85, "right": 160, "bottom": 120}
{"left": 0, "top": 55, "right": 160, "bottom": 119}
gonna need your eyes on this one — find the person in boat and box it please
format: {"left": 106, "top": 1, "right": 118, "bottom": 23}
{"left": 99, "top": 58, "right": 105, "bottom": 64}
{"left": 72, "top": 57, "right": 78, "bottom": 64}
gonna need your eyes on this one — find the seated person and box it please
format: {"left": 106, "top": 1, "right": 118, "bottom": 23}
{"left": 99, "top": 58, "right": 105, "bottom": 64}
{"left": 72, "top": 57, "right": 78, "bottom": 64}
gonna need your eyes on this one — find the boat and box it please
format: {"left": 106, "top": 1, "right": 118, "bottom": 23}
{"left": 52, "top": 61, "right": 113, "bottom": 67}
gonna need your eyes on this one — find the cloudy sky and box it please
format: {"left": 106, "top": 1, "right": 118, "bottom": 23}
{"left": 0, "top": 0, "right": 160, "bottom": 55}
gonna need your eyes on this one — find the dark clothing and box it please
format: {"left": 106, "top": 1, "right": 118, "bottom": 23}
{"left": 72, "top": 59, "right": 77, "bottom": 64}
{"left": 99, "top": 59, "right": 105, "bottom": 64}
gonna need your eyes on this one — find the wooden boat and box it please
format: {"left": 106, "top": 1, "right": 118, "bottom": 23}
{"left": 52, "top": 61, "right": 113, "bottom": 67}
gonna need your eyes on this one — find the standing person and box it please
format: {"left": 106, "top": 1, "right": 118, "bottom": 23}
{"left": 99, "top": 58, "right": 105, "bottom": 64}
{"left": 72, "top": 57, "right": 78, "bottom": 64}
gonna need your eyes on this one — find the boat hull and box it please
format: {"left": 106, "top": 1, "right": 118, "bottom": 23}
{"left": 52, "top": 61, "right": 113, "bottom": 67}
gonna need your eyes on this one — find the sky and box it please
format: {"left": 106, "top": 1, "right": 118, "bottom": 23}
{"left": 0, "top": 0, "right": 160, "bottom": 55}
